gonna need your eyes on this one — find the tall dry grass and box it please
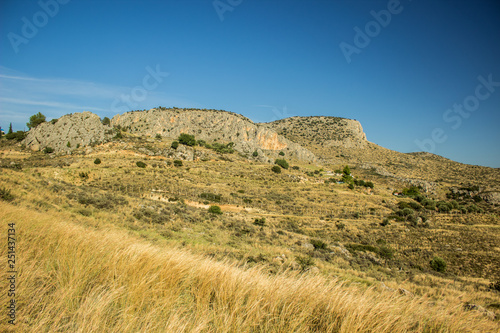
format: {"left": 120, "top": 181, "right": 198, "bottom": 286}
{"left": 0, "top": 202, "right": 497, "bottom": 332}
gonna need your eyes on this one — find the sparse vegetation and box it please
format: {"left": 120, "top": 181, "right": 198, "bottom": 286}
{"left": 5, "top": 130, "right": 26, "bottom": 141}
{"left": 253, "top": 217, "right": 266, "bottom": 226}
{"left": 275, "top": 159, "right": 289, "bottom": 169}
{"left": 0, "top": 187, "right": 14, "bottom": 201}
{"left": 0, "top": 110, "right": 498, "bottom": 332}
{"left": 296, "top": 255, "right": 314, "bottom": 270}
{"left": 178, "top": 133, "right": 196, "bottom": 146}
{"left": 430, "top": 256, "right": 447, "bottom": 272}
{"left": 136, "top": 161, "right": 146, "bottom": 168}
{"left": 94, "top": 158, "right": 101, "bottom": 165}
{"left": 208, "top": 205, "right": 223, "bottom": 215}
{"left": 271, "top": 165, "right": 282, "bottom": 174}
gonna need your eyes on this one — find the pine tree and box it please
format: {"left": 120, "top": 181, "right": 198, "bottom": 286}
{"left": 8, "top": 123, "right": 13, "bottom": 134}
{"left": 343, "top": 165, "right": 350, "bottom": 176}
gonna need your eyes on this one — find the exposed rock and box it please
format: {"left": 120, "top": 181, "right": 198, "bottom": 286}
{"left": 265, "top": 116, "right": 368, "bottom": 150}
{"left": 301, "top": 242, "right": 315, "bottom": 251}
{"left": 360, "top": 163, "right": 438, "bottom": 194}
{"left": 397, "top": 288, "right": 414, "bottom": 297}
{"left": 23, "top": 112, "right": 112, "bottom": 153}
{"left": 112, "top": 109, "right": 316, "bottom": 162}
{"left": 307, "top": 267, "right": 320, "bottom": 274}
{"left": 330, "top": 245, "right": 352, "bottom": 258}
{"left": 361, "top": 252, "right": 382, "bottom": 265}
{"left": 464, "top": 303, "right": 497, "bottom": 320}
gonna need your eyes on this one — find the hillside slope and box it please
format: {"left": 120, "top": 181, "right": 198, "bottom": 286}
{"left": 266, "top": 116, "right": 500, "bottom": 197}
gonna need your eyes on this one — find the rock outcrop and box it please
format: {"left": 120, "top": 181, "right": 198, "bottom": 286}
{"left": 22, "top": 112, "right": 112, "bottom": 153}
{"left": 265, "top": 116, "right": 368, "bottom": 150}
{"left": 112, "top": 108, "right": 316, "bottom": 161}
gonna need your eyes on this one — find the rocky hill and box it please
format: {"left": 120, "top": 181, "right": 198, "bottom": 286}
{"left": 22, "top": 108, "right": 316, "bottom": 163}
{"left": 22, "top": 112, "right": 113, "bottom": 153}
{"left": 264, "top": 116, "right": 368, "bottom": 150}
{"left": 111, "top": 108, "right": 316, "bottom": 162}
{"left": 264, "top": 116, "right": 499, "bottom": 199}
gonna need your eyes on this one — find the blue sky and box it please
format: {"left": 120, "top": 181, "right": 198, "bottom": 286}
{"left": 1, "top": 0, "right": 499, "bottom": 167}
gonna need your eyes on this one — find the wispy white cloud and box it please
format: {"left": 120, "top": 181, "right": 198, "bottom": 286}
{"left": 0, "top": 97, "right": 109, "bottom": 112}
{"left": 0, "top": 66, "right": 199, "bottom": 130}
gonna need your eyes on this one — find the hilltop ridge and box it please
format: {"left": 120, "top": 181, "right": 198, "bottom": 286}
{"left": 22, "top": 108, "right": 317, "bottom": 163}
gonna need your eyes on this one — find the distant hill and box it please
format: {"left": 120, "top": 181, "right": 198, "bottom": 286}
{"left": 20, "top": 108, "right": 499, "bottom": 201}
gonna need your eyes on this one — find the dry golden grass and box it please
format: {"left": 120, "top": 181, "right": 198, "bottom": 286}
{"left": 1, "top": 202, "right": 498, "bottom": 332}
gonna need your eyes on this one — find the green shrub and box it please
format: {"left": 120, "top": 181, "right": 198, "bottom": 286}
{"left": 275, "top": 159, "right": 289, "bottom": 169}
{"left": 253, "top": 218, "right": 266, "bottom": 226}
{"left": 436, "top": 201, "right": 451, "bottom": 213}
{"left": 199, "top": 192, "right": 222, "bottom": 203}
{"left": 343, "top": 165, "right": 351, "bottom": 175}
{"left": 208, "top": 205, "right": 223, "bottom": 215}
{"left": 279, "top": 151, "right": 285, "bottom": 156}
{"left": 346, "top": 243, "right": 378, "bottom": 254}
{"left": 136, "top": 161, "right": 147, "bottom": 168}
{"left": 380, "top": 218, "right": 390, "bottom": 226}
{"left": 467, "top": 204, "right": 483, "bottom": 213}
{"left": 397, "top": 207, "right": 414, "bottom": 217}
{"left": 66, "top": 141, "right": 71, "bottom": 148}
{"left": 101, "top": 117, "right": 111, "bottom": 126}
{"left": 43, "top": 147, "right": 54, "bottom": 154}
{"left": 430, "top": 256, "right": 446, "bottom": 272}
{"left": 178, "top": 133, "right": 196, "bottom": 146}
{"left": 252, "top": 151, "right": 258, "bottom": 157}
{"left": 173, "top": 160, "right": 183, "bottom": 167}
{"left": 378, "top": 246, "right": 394, "bottom": 259}
{"left": 365, "top": 181, "right": 374, "bottom": 188}
{"left": 94, "top": 158, "right": 101, "bottom": 165}
{"left": 171, "top": 141, "right": 179, "bottom": 149}
{"left": 348, "top": 183, "right": 354, "bottom": 190}
{"left": 296, "top": 255, "right": 314, "bottom": 271}
{"left": 6, "top": 131, "right": 26, "bottom": 141}
{"left": 0, "top": 187, "right": 14, "bottom": 202}
{"left": 402, "top": 186, "right": 421, "bottom": 197}
{"left": 421, "top": 198, "right": 436, "bottom": 210}
{"left": 271, "top": 165, "right": 282, "bottom": 174}
{"left": 310, "top": 239, "right": 328, "bottom": 250}
{"left": 27, "top": 112, "right": 46, "bottom": 129}
{"left": 292, "top": 166, "right": 300, "bottom": 170}
{"left": 211, "top": 142, "right": 234, "bottom": 154}
{"left": 472, "top": 195, "right": 483, "bottom": 203}
{"left": 155, "top": 134, "right": 162, "bottom": 140}
{"left": 489, "top": 280, "right": 500, "bottom": 292}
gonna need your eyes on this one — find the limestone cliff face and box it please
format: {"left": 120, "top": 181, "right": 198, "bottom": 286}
{"left": 265, "top": 116, "right": 368, "bottom": 150}
{"left": 22, "top": 112, "right": 112, "bottom": 153}
{"left": 112, "top": 109, "right": 316, "bottom": 161}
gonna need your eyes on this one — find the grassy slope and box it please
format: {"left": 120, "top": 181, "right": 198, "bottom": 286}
{"left": 0, "top": 202, "right": 498, "bottom": 332}
{"left": 0, "top": 135, "right": 499, "bottom": 331}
